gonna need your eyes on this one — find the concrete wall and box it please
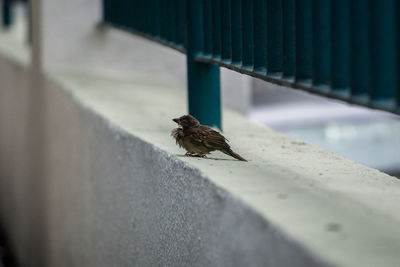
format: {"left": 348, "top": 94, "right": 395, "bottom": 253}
{"left": 0, "top": 50, "right": 323, "bottom": 267}
{"left": 0, "top": 50, "right": 40, "bottom": 267}
{"left": 2, "top": 44, "right": 400, "bottom": 266}
{"left": 41, "top": 78, "right": 320, "bottom": 267}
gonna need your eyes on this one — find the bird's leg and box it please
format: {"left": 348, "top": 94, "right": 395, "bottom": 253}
{"left": 192, "top": 154, "right": 207, "bottom": 158}
{"left": 185, "top": 152, "right": 195, "bottom": 157}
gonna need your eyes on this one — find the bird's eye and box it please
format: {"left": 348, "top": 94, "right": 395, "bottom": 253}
{"left": 181, "top": 119, "right": 187, "bottom": 123}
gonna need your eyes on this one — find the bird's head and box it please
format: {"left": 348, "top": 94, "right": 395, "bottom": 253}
{"left": 172, "top": 115, "right": 200, "bottom": 129}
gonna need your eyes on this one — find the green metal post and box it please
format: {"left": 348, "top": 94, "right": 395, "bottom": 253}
{"left": 185, "top": 0, "right": 221, "bottom": 129}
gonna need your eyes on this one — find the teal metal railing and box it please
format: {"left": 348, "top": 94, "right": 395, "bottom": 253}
{"left": 103, "top": 0, "right": 400, "bottom": 128}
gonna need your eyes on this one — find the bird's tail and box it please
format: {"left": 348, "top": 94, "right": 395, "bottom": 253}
{"left": 221, "top": 147, "right": 247, "bottom": 161}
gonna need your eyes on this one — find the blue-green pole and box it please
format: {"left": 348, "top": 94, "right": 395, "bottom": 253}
{"left": 185, "top": 0, "right": 221, "bottom": 129}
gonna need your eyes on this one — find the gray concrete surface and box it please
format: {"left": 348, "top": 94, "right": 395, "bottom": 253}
{"left": 48, "top": 70, "right": 400, "bottom": 267}
{"left": 0, "top": 52, "right": 325, "bottom": 266}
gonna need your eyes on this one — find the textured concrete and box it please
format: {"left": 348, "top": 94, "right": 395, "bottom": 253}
{"left": 0, "top": 35, "right": 37, "bottom": 266}
{"left": 47, "top": 71, "right": 400, "bottom": 267}
{"left": 42, "top": 78, "right": 324, "bottom": 266}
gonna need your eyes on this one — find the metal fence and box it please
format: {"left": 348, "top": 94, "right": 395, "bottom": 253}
{"left": 105, "top": 0, "right": 399, "bottom": 128}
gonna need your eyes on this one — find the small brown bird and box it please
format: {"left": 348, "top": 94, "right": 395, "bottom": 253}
{"left": 171, "top": 115, "right": 247, "bottom": 161}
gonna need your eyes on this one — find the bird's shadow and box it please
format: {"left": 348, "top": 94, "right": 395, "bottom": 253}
{"left": 174, "top": 154, "right": 238, "bottom": 162}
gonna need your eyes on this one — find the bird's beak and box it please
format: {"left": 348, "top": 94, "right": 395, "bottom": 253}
{"left": 173, "top": 118, "right": 179, "bottom": 123}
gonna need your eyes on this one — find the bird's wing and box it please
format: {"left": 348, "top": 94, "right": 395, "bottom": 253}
{"left": 189, "top": 126, "right": 229, "bottom": 149}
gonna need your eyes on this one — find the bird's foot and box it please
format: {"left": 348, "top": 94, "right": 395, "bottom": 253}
{"left": 185, "top": 152, "right": 207, "bottom": 158}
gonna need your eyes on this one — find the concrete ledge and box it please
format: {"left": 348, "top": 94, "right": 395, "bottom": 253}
{"left": 48, "top": 71, "right": 400, "bottom": 267}
{"left": 1, "top": 30, "right": 400, "bottom": 267}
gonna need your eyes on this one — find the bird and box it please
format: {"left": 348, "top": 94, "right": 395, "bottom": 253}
{"left": 171, "top": 115, "right": 247, "bottom": 161}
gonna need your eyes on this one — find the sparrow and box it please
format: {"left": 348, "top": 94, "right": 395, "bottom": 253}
{"left": 171, "top": 115, "right": 247, "bottom": 161}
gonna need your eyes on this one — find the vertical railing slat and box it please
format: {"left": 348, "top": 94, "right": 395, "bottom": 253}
{"left": 370, "top": 0, "right": 397, "bottom": 108}
{"left": 267, "top": 0, "right": 283, "bottom": 74}
{"left": 144, "top": 1, "right": 150, "bottom": 33}
{"left": 295, "top": 0, "right": 312, "bottom": 82}
{"left": 282, "top": 0, "right": 295, "bottom": 78}
{"left": 212, "top": 0, "right": 222, "bottom": 59}
{"left": 241, "top": 0, "right": 254, "bottom": 69}
{"left": 253, "top": 0, "right": 267, "bottom": 72}
{"left": 153, "top": 0, "right": 161, "bottom": 38}
{"left": 134, "top": 1, "right": 141, "bottom": 31}
{"left": 175, "top": 0, "right": 184, "bottom": 46}
{"left": 331, "top": 0, "right": 350, "bottom": 94}
{"left": 122, "top": 0, "right": 134, "bottom": 29}
{"left": 231, "top": 0, "right": 242, "bottom": 64}
{"left": 350, "top": 0, "right": 369, "bottom": 100}
{"left": 160, "top": 0, "right": 167, "bottom": 41}
{"left": 312, "top": 0, "right": 331, "bottom": 87}
{"left": 397, "top": 1, "right": 400, "bottom": 108}
{"left": 221, "top": 0, "right": 232, "bottom": 62}
{"left": 168, "top": 0, "right": 176, "bottom": 44}
{"left": 148, "top": 0, "right": 154, "bottom": 36}
{"left": 203, "top": 0, "right": 213, "bottom": 55}
{"left": 103, "top": 0, "right": 110, "bottom": 24}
